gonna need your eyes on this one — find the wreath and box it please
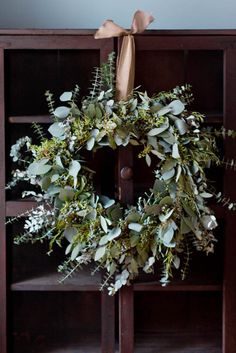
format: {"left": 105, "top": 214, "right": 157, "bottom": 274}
{"left": 7, "top": 52, "right": 223, "bottom": 295}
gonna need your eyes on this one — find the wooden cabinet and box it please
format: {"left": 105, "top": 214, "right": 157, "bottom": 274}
{"left": 1, "top": 29, "right": 236, "bottom": 353}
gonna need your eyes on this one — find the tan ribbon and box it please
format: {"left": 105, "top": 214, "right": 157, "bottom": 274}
{"left": 95, "top": 10, "right": 154, "bottom": 101}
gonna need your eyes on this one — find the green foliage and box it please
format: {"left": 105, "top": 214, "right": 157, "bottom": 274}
{"left": 45, "top": 90, "right": 55, "bottom": 115}
{"left": 89, "top": 67, "right": 102, "bottom": 100}
{"left": 72, "top": 84, "right": 80, "bottom": 103}
{"left": 8, "top": 53, "right": 231, "bottom": 295}
{"left": 100, "top": 52, "right": 116, "bottom": 91}
{"left": 32, "top": 122, "right": 46, "bottom": 141}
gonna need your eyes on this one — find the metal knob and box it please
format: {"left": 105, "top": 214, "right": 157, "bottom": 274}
{"left": 120, "top": 166, "right": 133, "bottom": 180}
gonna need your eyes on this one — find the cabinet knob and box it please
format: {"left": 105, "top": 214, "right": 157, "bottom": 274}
{"left": 120, "top": 166, "right": 133, "bottom": 180}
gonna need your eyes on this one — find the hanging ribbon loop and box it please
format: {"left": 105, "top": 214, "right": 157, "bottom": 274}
{"left": 95, "top": 10, "right": 154, "bottom": 101}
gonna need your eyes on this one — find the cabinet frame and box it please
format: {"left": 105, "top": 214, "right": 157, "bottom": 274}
{"left": 1, "top": 29, "right": 236, "bottom": 353}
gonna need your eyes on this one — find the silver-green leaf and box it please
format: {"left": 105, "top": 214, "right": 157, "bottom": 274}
{"left": 60, "top": 91, "right": 73, "bottom": 102}
{"left": 54, "top": 106, "right": 70, "bottom": 119}
{"left": 169, "top": 100, "right": 185, "bottom": 115}
{"left": 95, "top": 246, "right": 106, "bottom": 261}
{"left": 69, "top": 160, "right": 81, "bottom": 188}
{"left": 107, "top": 227, "right": 121, "bottom": 241}
{"left": 100, "top": 215, "right": 108, "bottom": 233}
{"left": 128, "top": 223, "right": 143, "bottom": 232}
{"left": 48, "top": 122, "right": 65, "bottom": 137}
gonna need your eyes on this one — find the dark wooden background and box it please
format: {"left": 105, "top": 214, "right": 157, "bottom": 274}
{"left": 0, "top": 29, "right": 236, "bottom": 353}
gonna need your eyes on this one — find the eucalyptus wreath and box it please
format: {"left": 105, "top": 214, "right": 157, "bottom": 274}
{"left": 8, "top": 53, "right": 223, "bottom": 294}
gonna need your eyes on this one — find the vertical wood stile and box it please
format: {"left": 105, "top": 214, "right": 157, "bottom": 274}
{"left": 118, "top": 145, "right": 134, "bottom": 353}
{"left": 0, "top": 48, "right": 6, "bottom": 353}
{"left": 223, "top": 48, "right": 236, "bottom": 353}
{"left": 101, "top": 292, "right": 115, "bottom": 353}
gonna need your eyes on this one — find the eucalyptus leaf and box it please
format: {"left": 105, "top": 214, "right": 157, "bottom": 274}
{"left": 201, "top": 215, "right": 217, "bottom": 230}
{"left": 162, "top": 158, "right": 177, "bottom": 172}
{"left": 110, "top": 244, "right": 120, "bottom": 257}
{"left": 87, "top": 103, "right": 96, "bottom": 118}
{"left": 130, "top": 258, "right": 139, "bottom": 273}
{"left": 148, "top": 123, "right": 169, "bottom": 136}
{"left": 90, "top": 194, "right": 99, "bottom": 208}
{"left": 100, "top": 215, "right": 108, "bottom": 233}
{"left": 108, "top": 135, "right": 116, "bottom": 149}
{"left": 107, "top": 227, "right": 121, "bottom": 241}
{"left": 182, "top": 216, "right": 196, "bottom": 234}
{"left": 100, "top": 195, "right": 115, "bottom": 209}
{"left": 65, "top": 243, "right": 72, "bottom": 255}
{"left": 77, "top": 210, "right": 87, "bottom": 217}
{"left": 152, "top": 179, "right": 166, "bottom": 193}
{"left": 64, "top": 227, "right": 77, "bottom": 243}
{"left": 86, "top": 137, "right": 95, "bottom": 151}
{"left": 161, "top": 168, "right": 175, "bottom": 180}
{"left": 126, "top": 212, "right": 140, "bottom": 223}
{"left": 159, "top": 140, "right": 172, "bottom": 153}
{"left": 151, "top": 149, "right": 165, "bottom": 159}
{"left": 174, "top": 118, "right": 189, "bottom": 135}
{"left": 157, "top": 106, "right": 171, "bottom": 116}
{"left": 143, "top": 256, "right": 155, "bottom": 272}
{"left": 129, "top": 139, "right": 140, "bottom": 146}
{"left": 114, "top": 135, "right": 123, "bottom": 146}
{"left": 128, "top": 223, "right": 143, "bottom": 232}
{"left": 130, "top": 234, "right": 139, "bottom": 247}
{"left": 51, "top": 174, "right": 60, "bottom": 182}
{"left": 99, "top": 235, "right": 109, "bottom": 246}
{"left": 41, "top": 175, "right": 51, "bottom": 190}
{"left": 71, "top": 244, "right": 82, "bottom": 261}
{"left": 59, "top": 187, "right": 75, "bottom": 201}
{"left": 95, "top": 106, "right": 103, "bottom": 119}
{"left": 163, "top": 227, "right": 174, "bottom": 244}
{"left": 108, "top": 262, "right": 117, "bottom": 276}
{"left": 172, "top": 143, "right": 180, "bottom": 159}
{"left": 47, "top": 185, "right": 61, "bottom": 196}
{"left": 60, "top": 91, "right": 73, "bottom": 102}
{"left": 130, "top": 98, "right": 138, "bottom": 111}
{"left": 150, "top": 102, "right": 162, "bottom": 113}
{"left": 162, "top": 132, "right": 176, "bottom": 145}
{"left": 160, "top": 225, "right": 174, "bottom": 244}
{"left": 69, "top": 160, "right": 81, "bottom": 188}
{"left": 146, "top": 154, "right": 151, "bottom": 167}
{"left": 137, "top": 246, "right": 148, "bottom": 263}
{"left": 182, "top": 200, "right": 196, "bottom": 218}
{"left": 159, "top": 209, "right": 174, "bottom": 222}
{"left": 91, "top": 128, "right": 99, "bottom": 138}
{"left": 107, "top": 99, "right": 114, "bottom": 106}
{"left": 55, "top": 156, "right": 64, "bottom": 169}
{"left": 94, "top": 246, "right": 106, "bottom": 261}
{"left": 108, "top": 205, "right": 123, "bottom": 222}
{"left": 48, "top": 122, "right": 65, "bottom": 138}
{"left": 54, "top": 106, "right": 70, "bottom": 119}
{"left": 176, "top": 164, "right": 182, "bottom": 182}
{"left": 173, "top": 255, "right": 180, "bottom": 269}
{"left": 164, "top": 241, "right": 176, "bottom": 248}
{"left": 191, "top": 162, "right": 199, "bottom": 175}
{"left": 200, "top": 192, "right": 213, "bottom": 198}
{"left": 86, "top": 209, "right": 97, "bottom": 220}
{"left": 168, "top": 100, "right": 185, "bottom": 115}
{"left": 148, "top": 136, "right": 158, "bottom": 149}
{"left": 145, "top": 204, "right": 161, "bottom": 215}
{"left": 98, "top": 91, "right": 105, "bottom": 101}
{"left": 28, "top": 161, "right": 52, "bottom": 176}
{"left": 180, "top": 217, "right": 191, "bottom": 234}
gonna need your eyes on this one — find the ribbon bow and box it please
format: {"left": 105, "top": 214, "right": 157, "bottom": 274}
{"left": 95, "top": 10, "right": 154, "bottom": 101}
